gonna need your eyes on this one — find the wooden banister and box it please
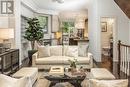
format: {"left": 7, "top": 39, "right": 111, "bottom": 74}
{"left": 118, "top": 40, "right": 121, "bottom": 77}
{"left": 118, "top": 40, "right": 130, "bottom": 78}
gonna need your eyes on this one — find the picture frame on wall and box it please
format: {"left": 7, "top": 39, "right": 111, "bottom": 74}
{"left": 101, "top": 22, "right": 107, "bottom": 32}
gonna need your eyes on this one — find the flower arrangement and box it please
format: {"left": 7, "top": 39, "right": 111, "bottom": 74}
{"left": 68, "top": 58, "right": 78, "bottom": 68}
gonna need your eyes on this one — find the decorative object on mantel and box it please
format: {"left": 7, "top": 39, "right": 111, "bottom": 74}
{"left": 75, "top": 18, "right": 85, "bottom": 39}
{"left": 101, "top": 22, "right": 107, "bottom": 32}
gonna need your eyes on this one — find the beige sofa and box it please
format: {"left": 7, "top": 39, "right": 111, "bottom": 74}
{"left": 32, "top": 46, "right": 93, "bottom": 69}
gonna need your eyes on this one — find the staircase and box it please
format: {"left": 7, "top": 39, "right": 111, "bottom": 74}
{"left": 114, "top": 0, "right": 130, "bottom": 19}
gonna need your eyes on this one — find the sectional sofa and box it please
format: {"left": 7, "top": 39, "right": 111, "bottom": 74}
{"left": 32, "top": 45, "right": 93, "bottom": 69}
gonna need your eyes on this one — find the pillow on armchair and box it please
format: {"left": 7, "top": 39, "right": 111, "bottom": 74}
{"left": 0, "top": 74, "right": 32, "bottom": 87}
{"left": 89, "top": 79, "right": 128, "bottom": 87}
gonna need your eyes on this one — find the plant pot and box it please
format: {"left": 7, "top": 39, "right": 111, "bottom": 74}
{"left": 70, "top": 67, "right": 77, "bottom": 74}
{"left": 28, "top": 50, "right": 37, "bottom": 66}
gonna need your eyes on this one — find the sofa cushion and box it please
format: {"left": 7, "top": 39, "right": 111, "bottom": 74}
{"left": 38, "top": 46, "right": 50, "bottom": 58}
{"left": 36, "top": 56, "right": 66, "bottom": 64}
{"left": 36, "top": 56, "right": 90, "bottom": 65}
{"left": 12, "top": 67, "right": 38, "bottom": 85}
{"left": 65, "top": 46, "right": 78, "bottom": 57}
{"left": 0, "top": 74, "right": 32, "bottom": 87}
{"left": 63, "top": 45, "right": 68, "bottom": 56}
{"left": 91, "top": 68, "right": 115, "bottom": 80}
{"left": 76, "top": 57, "right": 90, "bottom": 64}
{"left": 89, "top": 79, "right": 128, "bottom": 87}
{"left": 50, "top": 46, "right": 63, "bottom": 56}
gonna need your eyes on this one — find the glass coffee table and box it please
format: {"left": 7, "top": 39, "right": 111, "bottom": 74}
{"left": 43, "top": 68, "right": 87, "bottom": 87}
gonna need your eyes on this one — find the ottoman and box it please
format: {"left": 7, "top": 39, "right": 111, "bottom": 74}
{"left": 90, "top": 68, "right": 115, "bottom": 80}
{"left": 12, "top": 67, "right": 38, "bottom": 85}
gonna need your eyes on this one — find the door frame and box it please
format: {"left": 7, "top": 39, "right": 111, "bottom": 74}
{"left": 100, "top": 17, "right": 117, "bottom": 62}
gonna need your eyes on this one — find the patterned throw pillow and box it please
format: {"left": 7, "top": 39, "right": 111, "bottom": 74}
{"left": 65, "top": 46, "right": 78, "bottom": 57}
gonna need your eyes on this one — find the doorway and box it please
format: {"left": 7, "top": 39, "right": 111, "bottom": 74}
{"left": 100, "top": 17, "right": 116, "bottom": 71}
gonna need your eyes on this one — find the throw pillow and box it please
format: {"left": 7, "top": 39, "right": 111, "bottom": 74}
{"left": 78, "top": 44, "right": 89, "bottom": 57}
{"left": 63, "top": 45, "right": 68, "bottom": 56}
{"left": 65, "top": 46, "right": 78, "bottom": 57}
{"left": 50, "top": 46, "right": 63, "bottom": 56}
{"left": 89, "top": 79, "right": 128, "bottom": 87}
{"left": 38, "top": 46, "right": 50, "bottom": 58}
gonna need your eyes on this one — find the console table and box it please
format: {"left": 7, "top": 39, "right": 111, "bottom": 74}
{"left": 0, "top": 49, "right": 19, "bottom": 74}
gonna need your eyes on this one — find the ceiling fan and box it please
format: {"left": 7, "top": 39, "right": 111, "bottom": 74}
{"left": 52, "top": 0, "right": 65, "bottom": 3}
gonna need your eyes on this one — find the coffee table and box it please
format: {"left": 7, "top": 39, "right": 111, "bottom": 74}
{"left": 44, "top": 69, "right": 87, "bottom": 87}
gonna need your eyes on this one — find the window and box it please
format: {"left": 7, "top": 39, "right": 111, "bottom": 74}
{"left": 62, "top": 22, "right": 75, "bottom": 33}
{"left": 37, "top": 16, "right": 48, "bottom": 33}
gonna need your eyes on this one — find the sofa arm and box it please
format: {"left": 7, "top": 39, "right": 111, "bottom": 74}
{"left": 32, "top": 52, "right": 38, "bottom": 66}
{"left": 87, "top": 52, "right": 93, "bottom": 68}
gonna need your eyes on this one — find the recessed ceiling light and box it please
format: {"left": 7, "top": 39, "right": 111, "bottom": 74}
{"left": 52, "top": 0, "right": 64, "bottom": 4}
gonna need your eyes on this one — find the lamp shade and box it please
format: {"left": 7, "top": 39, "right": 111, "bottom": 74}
{"left": 0, "top": 28, "right": 14, "bottom": 39}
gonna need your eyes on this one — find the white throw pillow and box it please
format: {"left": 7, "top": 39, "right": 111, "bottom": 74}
{"left": 38, "top": 46, "right": 50, "bottom": 58}
{"left": 78, "top": 44, "right": 89, "bottom": 57}
{"left": 63, "top": 45, "right": 68, "bottom": 56}
{"left": 89, "top": 79, "right": 128, "bottom": 87}
{"left": 50, "top": 46, "right": 63, "bottom": 56}
{"left": 65, "top": 46, "right": 78, "bottom": 57}
{"left": 0, "top": 74, "right": 32, "bottom": 87}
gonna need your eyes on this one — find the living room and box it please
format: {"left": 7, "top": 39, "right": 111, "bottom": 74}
{"left": 0, "top": 0, "right": 130, "bottom": 87}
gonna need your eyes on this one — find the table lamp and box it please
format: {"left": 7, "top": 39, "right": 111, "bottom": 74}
{"left": 0, "top": 28, "right": 14, "bottom": 49}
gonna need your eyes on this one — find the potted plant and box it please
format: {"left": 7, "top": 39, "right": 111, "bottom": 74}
{"left": 68, "top": 58, "right": 78, "bottom": 72}
{"left": 24, "top": 17, "right": 44, "bottom": 65}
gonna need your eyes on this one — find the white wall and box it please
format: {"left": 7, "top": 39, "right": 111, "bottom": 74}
{"left": 101, "top": 18, "right": 113, "bottom": 48}
{"left": 88, "top": 0, "right": 101, "bottom": 62}
{"left": 98, "top": 0, "right": 130, "bottom": 44}
{"left": 14, "top": 0, "right": 22, "bottom": 65}
{"left": 88, "top": 0, "right": 130, "bottom": 62}
{"left": 14, "top": 0, "right": 35, "bottom": 64}
{"left": 21, "top": 3, "right": 34, "bottom": 18}
{"left": 21, "top": 0, "right": 38, "bottom": 12}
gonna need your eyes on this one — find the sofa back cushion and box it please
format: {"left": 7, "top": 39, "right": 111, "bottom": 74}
{"left": 50, "top": 46, "right": 63, "bottom": 56}
{"left": 78, "top": 44, "right": 89, "bottom": 57}
{"left": 65, "top": 46, "right": 78, "bottom": 57}
{"left": 38, "top": 46, "right": 50, "bottom": 58}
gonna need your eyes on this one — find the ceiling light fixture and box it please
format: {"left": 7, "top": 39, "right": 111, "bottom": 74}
{"left": 53, "top": 0, "right": 64, "bottom": 4}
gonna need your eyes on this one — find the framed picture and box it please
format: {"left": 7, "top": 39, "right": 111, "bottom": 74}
{"left": 101, "top": 22, "right": 107, "bottom": 32}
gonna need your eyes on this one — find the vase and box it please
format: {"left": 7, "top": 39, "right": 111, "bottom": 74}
{"left": 70, "top": 67, "right": 77, "bottom": 74}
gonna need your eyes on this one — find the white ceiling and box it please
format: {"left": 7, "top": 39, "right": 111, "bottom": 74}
{"left": 32, "top": 0, "right": 89, "bottom": 11}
